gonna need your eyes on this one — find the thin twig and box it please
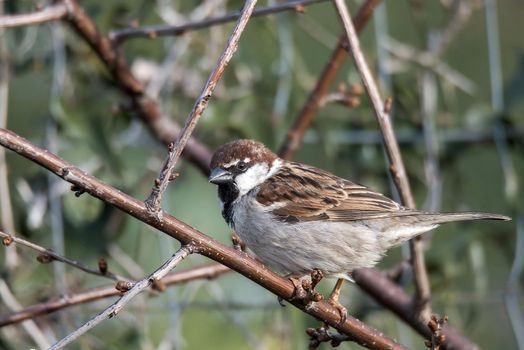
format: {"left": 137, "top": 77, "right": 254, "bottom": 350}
{"left": 0, "top": 256, "right": 479, "bottom": 348}
{"left": 384, "top": 37, "right": 476, "bottom": 94}
{"left": 0, "top": 230, "right": 127, "bottom": 282}
{"left": 271, "top": 8, "right": 294, "bottom": 126}
{"left": 62, "top": 0, "right": 212, "bottom": 175}
{"left": 505, "top": 217, "right": 524, "bottom": 350}
{"left": 0, "top": 279, "right": 53, "bottom": 348}
{"left": 0, "top": 263, "right": 230, "bottom": 327}
{"left": 484, "top": 2, "right": 522, "bottom": 345}
{"left": 144, "top": 0, "right": 259, "bottom": 213}
{"left": 48, "top": 21, "right": 68, "bottom": 298}
{"left": 0, "top": 128, "right": 406, "bottom": 350}
{"left": 145, "top": 1, "right": 224, "bottom": 100}
{"left": 278, "top": 0, "right": 381, "bottom": 160}
{"left": 434, "top": 0, "right": 474, "bottom": 58}
{"left": 49, "top": 246, "right": 193, "bottom": 349}
{"left": 0, "top": 2, "right": 488, "bottom": 348}
{"left": 0, "top": 4, "right": 68, "bottom": 28}
{"left": 332, "top": 0, "right": 432, "bottom": 321}
{"left": 109, "top": 0, "right": 328, "bottom": 44}
{"left": 303, "top": 126, "right": 524, "bottom": 145}
{"left": 108, "top": 244, "right": 145, "bottom": 280}
{"left": 420, "top": 57, "right": 442, "bottom": 213}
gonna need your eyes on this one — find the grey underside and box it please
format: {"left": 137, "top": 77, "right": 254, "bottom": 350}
{"left": 232, "top": 198, "right": 510, "bottom": 280}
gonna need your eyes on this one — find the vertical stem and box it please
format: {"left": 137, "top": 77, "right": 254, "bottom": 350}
{"left": 332, "top": 0, "right": 432, "bottom": 321}
{"left": 0, "top": 0, "right": 18, "bottom": 270}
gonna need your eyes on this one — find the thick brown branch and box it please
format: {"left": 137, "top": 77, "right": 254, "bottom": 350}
{"left": 144, "top": 0, "right": 258, "bottom": 213}
{"left": 0, "top": 4, "right": 67, "bottom": 28}
{"left": 332, "top": 0, "right": 432, "bottom": 321}
{"left": 0, "top": 128, "right": 405, "bottom": 350}
{"left": 110, "top": 0, "right": 329, "bottom": 44}
{"left": 278, "top": 0, "right": 380, "bottom": 160}
{"left": 62, "top": 0, "right": 212, "bottom": 175}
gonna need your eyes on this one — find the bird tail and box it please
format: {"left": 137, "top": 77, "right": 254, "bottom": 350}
{"left": 383, "top": 212, "right": 510, "bottom": 248}
{"left": 412, "top": 212, "right": 511, "bottom": 225}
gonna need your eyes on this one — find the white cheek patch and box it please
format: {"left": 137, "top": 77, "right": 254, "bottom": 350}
{"left": 235, "top": 163, "right": 269, "bottom": 196}
{"left": 234, "top": 159, "right": 282, "bottom": 196}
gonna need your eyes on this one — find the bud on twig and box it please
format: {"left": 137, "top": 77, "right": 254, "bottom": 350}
{"left": 115, "top": 280, "right": 134, "bottom": 292}
{"left": 98, "top": 258, "right": 108, "bottom": 275}
{"left": 37, "top": 253, "right": 54, "bottom": 264}
{"left": 2, "top": 235, "right": 14, "bottom": 246}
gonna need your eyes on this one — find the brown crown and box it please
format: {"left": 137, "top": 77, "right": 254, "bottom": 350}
{"left": 210, "top": 139, "right": 278, "bottom": 169}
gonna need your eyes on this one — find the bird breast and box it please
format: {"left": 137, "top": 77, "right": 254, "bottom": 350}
{"left": 230, "top": 192, "right": 385, "bottom": 277}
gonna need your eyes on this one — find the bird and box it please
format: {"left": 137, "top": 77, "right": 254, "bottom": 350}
{"left": 208, "top": 139, "right": 510, "bottom": 320}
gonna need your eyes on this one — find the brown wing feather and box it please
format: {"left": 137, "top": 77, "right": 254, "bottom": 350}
{"left": 256, "top": 162, "right": 410, "bottom": 222}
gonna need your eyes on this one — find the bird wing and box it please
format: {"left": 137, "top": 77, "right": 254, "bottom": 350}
{"left": 256, "top": 162, "right": 412, "bottom": 222}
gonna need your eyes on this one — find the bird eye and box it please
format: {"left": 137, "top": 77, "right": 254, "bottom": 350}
{"left": 237, "top": 161, "right": 247, "bottom": 171}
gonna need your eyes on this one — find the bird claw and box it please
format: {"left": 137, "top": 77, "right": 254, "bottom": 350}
{"left": 328, "top": 298, "right": 348, "bottom": 325}
{"left": 327, "top": 278, "right": 348, "bottom": 324}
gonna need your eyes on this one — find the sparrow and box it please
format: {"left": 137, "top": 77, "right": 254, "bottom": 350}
{"left": 208, "top": 139, "right": 510, "bottom": 318}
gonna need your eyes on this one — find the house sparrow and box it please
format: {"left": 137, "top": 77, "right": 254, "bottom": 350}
{"left": 209, "top": 139, "right": 510, "bottom": 317}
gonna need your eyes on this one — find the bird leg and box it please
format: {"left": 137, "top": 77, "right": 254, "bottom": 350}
{"left": 327, "top": 278, "right": 347, "bottom": 324}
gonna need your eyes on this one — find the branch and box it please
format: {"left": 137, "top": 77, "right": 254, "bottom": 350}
{"left": 0, "top": 2, "right": 480, "bottom": 348}
{"left": 0, "top": 230, "right": 127, "bottom": 282}
{"left": 0, "top": 279, "right": 52, "bottom": 349}
{"left": 0, "top": 263, "right": 229, "bottom": 327}
{"left": 110, "top": 0, "right": 329, "bottom": 44}
{"left": 0, "top": 4, "right": 18, "bottom": 270}
{"left": 0, "top": 128, "right": 405, "bottom": 350}
{"left": 62, "top": 0, "right": 212, "bottom": 175}
{"left": 0, "top": 4, "right": 67, "bottom": 28}
{"left": 144, "top": 0, "right": 258, "bottom": 213}
{"left": 332, "top": 0, "right": 432, "bottom": 321}
{"left": 49, "top": 246, "right": 193, "bottom": 349}
{"left": 0, "top": 261, "right": 478, "bottom": 349}
{"left": 384, "top": 37, "right": 476, "bottom": 94}
{"left": 278, "top": 0, "right": 381, "bottom": 160}
{"left": 353, "top": 269, "right": 478, "bottom": 350}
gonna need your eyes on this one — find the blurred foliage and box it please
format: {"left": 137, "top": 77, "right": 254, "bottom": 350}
{"left": 1, "top": 0, "right": 523, "bottom": 349}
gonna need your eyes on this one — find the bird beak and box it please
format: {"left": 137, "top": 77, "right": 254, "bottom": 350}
{"left": 209, "top": 168, "right": 233, "bottom": 184}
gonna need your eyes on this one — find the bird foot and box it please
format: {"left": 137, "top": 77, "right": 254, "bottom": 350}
{"left": 327, "top": 278, "right": 347, "bottom": 324}
{"left": 328, "top": 296, "right": 347, "bottom": 324}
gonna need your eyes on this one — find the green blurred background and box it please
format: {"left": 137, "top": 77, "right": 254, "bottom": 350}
{"left": 1, "top": 0, "right": 523, "bottom": 349}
